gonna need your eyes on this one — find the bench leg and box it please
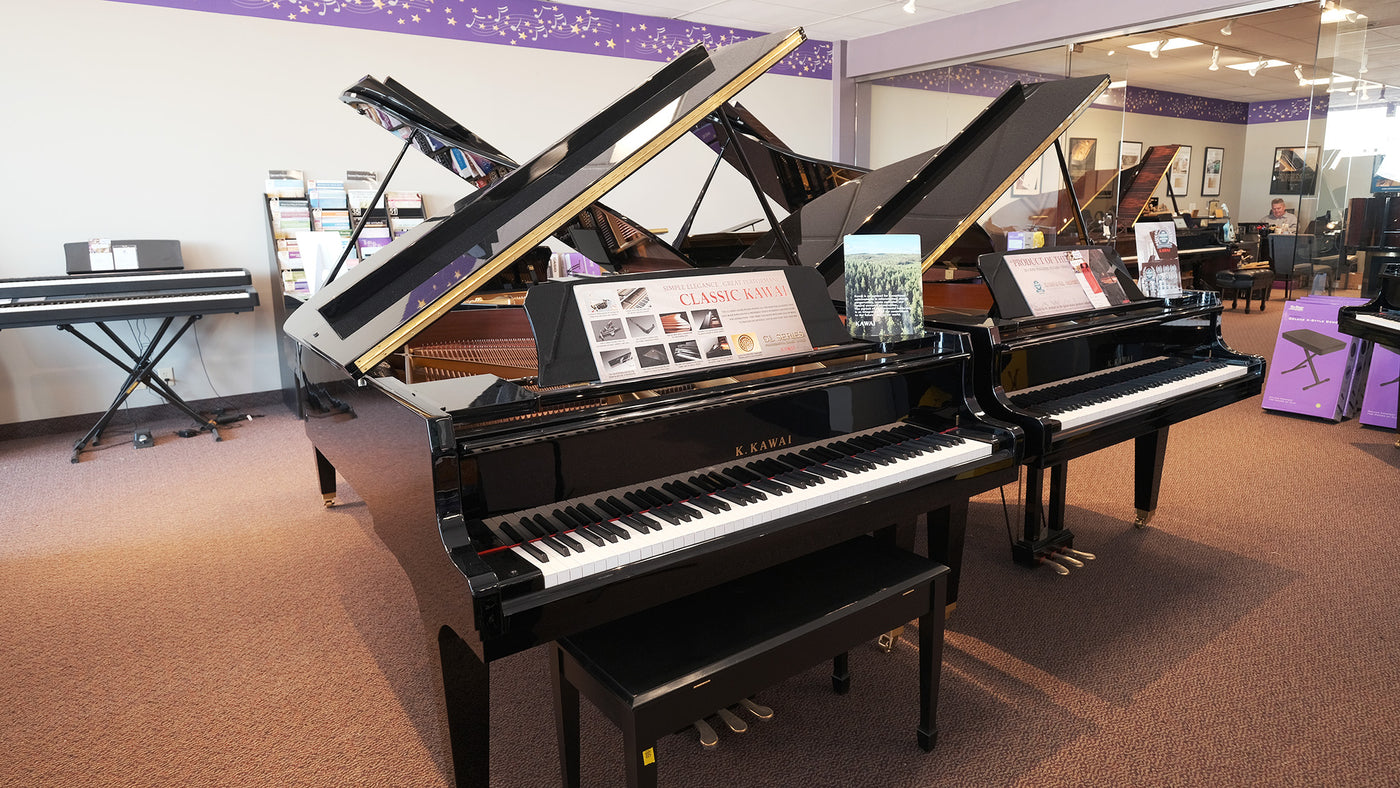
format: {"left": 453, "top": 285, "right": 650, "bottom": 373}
{"left": 917, "top": 578, "right": 947, "bottom": 752}
{"left": 832, "top": 652, "right": 851, "bottom": 694}
{"left": 550, "top": 644, "right": 582, "bottom": 788}
{"left": 623, "top": 727, "right": 659, "bottom": 788}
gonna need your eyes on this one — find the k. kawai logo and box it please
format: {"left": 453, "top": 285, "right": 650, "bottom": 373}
{"left": 734, "top": 434, "right": 793, "bottom": 457}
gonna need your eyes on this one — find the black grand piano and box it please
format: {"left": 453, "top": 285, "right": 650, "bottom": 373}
{"left": 735, "top": 74, "right": 1266, "bottom": 572}
{"left": 285, "top": 29, "right": 1020, "bottom": 787}
{"left": 1339, "top": 261, "right": 1400, "bottom": 446}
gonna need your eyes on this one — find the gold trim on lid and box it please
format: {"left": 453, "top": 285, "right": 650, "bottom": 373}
{"left": 352, "top": 29, "right": 807, "bottom": 375}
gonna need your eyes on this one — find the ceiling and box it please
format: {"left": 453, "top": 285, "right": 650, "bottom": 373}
{"left": 982, "top": 2, "right": 1400, "bottom": 103}
{"left": 571, "top": 0, "right": 1400, "bottom": 105}
{"left": 553, "top": 0, "right": 1018, "bottom": 43}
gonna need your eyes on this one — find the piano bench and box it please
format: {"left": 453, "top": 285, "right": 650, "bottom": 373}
{"left": 550, "top": 536, "right": 948, "bottom": 788}
{"left": 1215, "top": 267, "right": 1273, "bottom": 313}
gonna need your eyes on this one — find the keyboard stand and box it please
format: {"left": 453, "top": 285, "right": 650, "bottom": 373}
{"left": 59, "top": 315, "right": 223, "bottom": 462}
{"left": 551, "top": 536, "right": 947, "bottom": 788}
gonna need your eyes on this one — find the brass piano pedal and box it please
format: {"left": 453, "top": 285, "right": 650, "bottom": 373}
{"left": 739, "top": 697, "right": 773, "bottom": 720}
{"left": 1063, "top": 547, "right": 1096, "bottom": 561}
{"left": 715, "top": 707, "right": 748, "bottom": 733}
{"left": 693, "top": 719, "right": 719, "bottom": 748}
{"left": 1052, "top": 551, "right": 1084, "bottom": 569}
{"left": 1040, "top": 555, "right": 1071, "bottom": 575}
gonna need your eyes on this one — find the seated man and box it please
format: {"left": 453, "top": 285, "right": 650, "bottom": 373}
{"left": 1262, "top": 198, "right": 1298, "bottom": 233}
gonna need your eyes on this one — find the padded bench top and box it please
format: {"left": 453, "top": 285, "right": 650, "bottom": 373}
{"left": 558, "top": 536, "right": 945, "bottom": 706}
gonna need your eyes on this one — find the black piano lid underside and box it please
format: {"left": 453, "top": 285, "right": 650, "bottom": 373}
{"left": 285, "top": 28, "right": 804, "bottom": 376}
{"left": 735, "top": 74, "right": 1109, "bottom": 288}
{"left": 341, "top": 75, "right": 519, "bottom": 170}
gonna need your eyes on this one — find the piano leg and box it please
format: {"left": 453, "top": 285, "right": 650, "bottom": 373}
{"left": 1133, "top": 427, "right": 1169, "bottom": 528}
{"left": 551, "top": 643, "right": 582, "bottom": 788}
{"left": 1013, "top": 466, "right": 1074, "bottom": 568}
{"left": 917, "top": 573, "right": 947, "bottom": 753}
{"left": 315, "top": 448, "right": 337, "bottom": 507}
{"left": 927, "top": 500, "right": 968, "bottom": 609}
{"left": 439, "top": 627, "right": 491, "bottom": 788}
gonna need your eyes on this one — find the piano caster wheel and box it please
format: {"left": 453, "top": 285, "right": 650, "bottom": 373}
{"left": 739, "top": 697, "right": 773, "bottom": 720}
{"left": 1134, "top": 509, "right": 1153, "bottom": 529}
{"left": 716, "top": 707, "right": 748, "bottom": 733}
{"left": 323, "top": 496, "right": 336, "bottom": 508}
{"left": 877, "top": 632, "right": 896, "bottom": 653}
{"left": 693, "top": 719, "right": 719, "bottom": 748}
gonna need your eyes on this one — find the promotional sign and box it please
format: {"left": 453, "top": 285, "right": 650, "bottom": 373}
{"left": 1134, "top": 221, "right": 1183, "bottom": 298}
{"left": 1000, "top": 247, "right": 1131, "bottom": 318}
{"left": 1261, "top": 299, "right": 1367, "bottom": 422}
{"left": 1359, "top": 344, "right": 1399, "bottom": 430}
{"left": 572, "top": 270, "right": 813, "bottom": 383}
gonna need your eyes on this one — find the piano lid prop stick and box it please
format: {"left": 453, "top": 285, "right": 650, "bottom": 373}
{"left": 326, "top": 137, "right": 414, "bottom": 285}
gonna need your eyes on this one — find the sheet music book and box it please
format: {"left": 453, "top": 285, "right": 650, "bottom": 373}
{"left": 1134, "top": 221, "right": 1183, "bottom": 298}
{"left": 843, "top": 234, "right": 924, "bottom": 340}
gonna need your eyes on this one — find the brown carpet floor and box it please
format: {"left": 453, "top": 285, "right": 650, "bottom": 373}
{"left": 2, "top": 297, "right": 1397, "bottom": 787}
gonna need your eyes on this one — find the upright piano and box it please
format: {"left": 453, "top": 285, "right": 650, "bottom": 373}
{"left": 735, "top": 74, "right": 1266, "bottom": 572}
{"left": 1339, "top": 261, "right": 1400, "bottom": 446}
{"left": 285, "top": 29, "right": 1019, "bottom": 787}
{"left": 0, "top": 267, "right": 260, "bottom": 460}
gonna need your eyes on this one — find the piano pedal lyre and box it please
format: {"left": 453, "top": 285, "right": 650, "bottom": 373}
{"left": 693, "top": 719, "right": 720, "bottom": 748}
{"left": 739, "top": 697, "right": 774, "bottom": 720}
{"left": 715, "top": 707, "right": 748, "bottom": 733}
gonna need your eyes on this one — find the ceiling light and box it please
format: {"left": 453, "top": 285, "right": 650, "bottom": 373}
{"left": 1360, "top": 51, "right": 1369, "bottom": 74}
{"left": 1227, "top": 58, "right": 1289, "bottom": 72}
{"left": 902, "top": 0, "right": 916, "bottom": 13}
{"left": 1108, "top": 80, "right": 1127, "bottom": 89}
{"left": 1295, "top": 65, "right": 1306, "bottom": 84}
{"left": 1150, "top": 40, "right": 1165, "bottom": 58}
{"left": 1221, "top": 19, "right": 1234, "bottom": 35}
{"left": 1106, "top": 49, "right": 1116, "bottom": 56}
{"left": 1321, "top": 6, "right": 1360, "bottom": 23}
{"left": 1128, "top": 38, "right": 1201, "bottom": 55}
{"left": 1249, "top": 57, "right": 1267, "bottom": 77}
{"left": 1209, "top": 47, "right": 1220, "bottom": 71}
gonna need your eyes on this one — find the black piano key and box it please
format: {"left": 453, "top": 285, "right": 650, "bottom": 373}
{"left": 662, "top": 480, "right": 695, "bottom": 500}
{"left": 687, "top": 495, "right": 725, "bottom": 514}
{"left": 670, "top": 501, "right": 704, "bottom": 519}
{"left": 499, "top": 522, "right": 528, "bottom": 546}
{"left": 724, "top": 465, "right": 761, "bottom": 482}
{"left": 805, "top": 464, "right": 845, "bottom": 480}
{"left": 575, "top": 503, "right": 606, "bottom": 524}
{"left": 555, "top": 508, "right": 587, "bottom": 529}
{"left": 619, "top": 514, "right": 653, "bottom": 534}
{"left": 801, "top": 445, "right": 843, "bottom": 463}
{"left": 749, "top": 477, "right": 790, "bottom": 495}
{"left": 648, "top": 506, "right": 682, "bottom": 525}
{"left": 575, "top": 527, "right": 606, "bottom": 547}
{"left": 533, "top": 513, "right": 563, "bottom": 535}
{"left": 587, "top": 524, "right": 617, "bottom": 544}
{"left": 644, "top": 486, "right": 677, "bottom": 504}
{"left": 607, "top": 495, "right": 637, "bottom": 516}
{"left": 516, "top": 539, "right": 550, "bottom": 563}
{"left": 540, "top": 536, "right": 571, "bottom": 557}
{"left": 553, "top": 530, "right": 585, "bottom": 552}
{"left": 596, "top": 520, "right": 631, "bottom": 540}
{"left": 595, "top": 498, "right": 624, "bottom": 518}
{"left": 519, "top": 516, "right": 548, "bottom": 539}
{"left": 774, "top": 471, "right": 812, "bottom": 489}
{"left": 715, "top": 488, "right": 751, "bottom": 506}
{"left": 624, "top": 491, "right": 652, "bottom": 512}
{"left": 688, "top": 474, "right": 722, "bottom": 493}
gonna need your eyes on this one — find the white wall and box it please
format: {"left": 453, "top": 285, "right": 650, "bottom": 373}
{"left": 0, "top": 1, "right": 831, "bottom": 426}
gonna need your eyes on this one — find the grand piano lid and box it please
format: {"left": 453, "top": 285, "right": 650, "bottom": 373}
{"left": 285, "top": 28, "right": 806, "bottom": 377}
{"left": 342, "top": 74, "right": 519, "bottom": 188}
{"left": 734, "top": 74, "right": 1110, "bottom": 287}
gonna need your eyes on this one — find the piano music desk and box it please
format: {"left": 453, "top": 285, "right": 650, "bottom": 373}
{"left": 551, "top": 536, "right": 947, "bottom": 788}
{"left": 1280, "top": 329, "right": 1348, "bottom": 390}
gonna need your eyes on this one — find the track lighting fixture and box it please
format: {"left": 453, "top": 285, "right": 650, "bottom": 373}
{"left": 1249, "top": 57, "right": 1266, "bottom": 77}
{"left": 1209, "top": 47, "right": 1220, "bottom": 71}
{"left": 902, "top": 0, "right": 916, "bottom": 14}
{"left": 1360, "top": 51, "right": 1369, "bottom": 74}
{"left": 1149, "top": 40, "right": 1166, "bottom": 59}
{"left": 1220, "top": 19, "right": 1234, "bottom": 35}
{"left": 1295, "top": 64, "right": 1305, "bottom": 84}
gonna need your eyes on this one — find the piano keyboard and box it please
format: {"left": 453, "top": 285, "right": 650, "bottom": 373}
{"left": 480, "top": 422, "right": 994, "bottom": 588}
{"left": 1009, "top": 356, "right": 1250, "bottom": 431}
{"left": 0, "top": 290, "right": 254, "bottom": 311}
{"left": 1355, "top": 312, "right": 1400, "bottom": 329}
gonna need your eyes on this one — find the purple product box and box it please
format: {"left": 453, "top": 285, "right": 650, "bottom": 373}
{"left": 1360, "top": 344, "right": 1399, "bottom": 430}
{"left": 1261, "top": 300, "right": 1366, "bottom": 421}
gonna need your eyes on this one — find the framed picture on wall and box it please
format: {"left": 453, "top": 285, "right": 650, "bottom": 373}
{"left": 1068, "top": 137, "right": 1096, "bottom": 178}
{"left": 1119, "top": 141, "right": 1143, "bottom": 169}
{"left": 1270, "top": 146, "right": 1319, "bottom": 194}
{"left": 1169, "top": 145, "right": 1191, "bottom": 196}
{"left": 1012, "top": 161, "right": 1041, "bottom": 196}
{"left": 1201, "top": 146, "right": 1224, "bottom": 196}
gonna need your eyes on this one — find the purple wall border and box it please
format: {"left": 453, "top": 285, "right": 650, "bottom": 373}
{"left": 104, "top": 0, "right": 832, "bottom": 79}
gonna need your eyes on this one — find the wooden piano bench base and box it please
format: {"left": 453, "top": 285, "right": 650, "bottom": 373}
{"left": 550, "top": 535, "right": 948, "bottom": 788}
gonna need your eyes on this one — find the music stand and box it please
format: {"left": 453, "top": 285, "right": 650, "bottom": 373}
{"left": 1279, "top": 328, "right": 1347, "bottom": 390}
